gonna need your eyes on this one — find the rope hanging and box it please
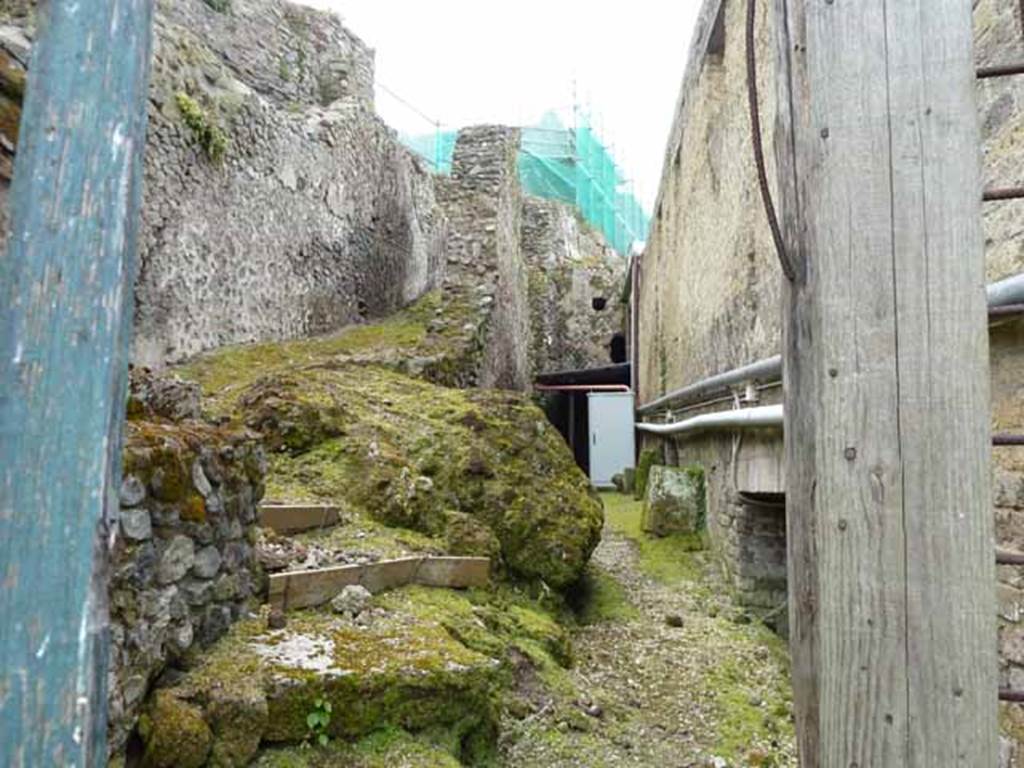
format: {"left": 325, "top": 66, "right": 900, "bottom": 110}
{"left": 746, "top": 0, "right": 798, "bottom": 282}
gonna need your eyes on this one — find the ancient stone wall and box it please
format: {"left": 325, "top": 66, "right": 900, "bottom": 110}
{"left": 522, "top": 197, "right": 627, "bottom": 374}
{"left": 108, "top": 374, "right": 266, "bottom": 754}
{"left": 0, "top": 0, "right": 447, "bottom": 368}
{"left": 134, "top": 0, "right": 446, "bottom": 366}
{"left": 635, "top": 0, "right": 782, "bottom": 405}
{"left": 977, "top": 0, "right": 1024, "bottom": 283}
{"left": 992, "top": 317, "right": 1024, "bottom": 760}
{"left": 436, "top": 126, "right": 532, "bottom": 390}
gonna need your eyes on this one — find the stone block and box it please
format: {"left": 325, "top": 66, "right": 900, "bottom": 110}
{"left": 157, "top": 536, "right": 195, "bottom": 585}
{"left": 641, "top": 465, "right": 705, "bottom": 536}
{"left": 120, "top": 508, "right": 153, "bottom": 542}
{"left": 212, "top": 572, "right": 240, "bottom": 602}
{"left": 331, "top": 584, "right": 372, "bottom": 616}
{"left": 1000, "top": 583, "right": 1024, "bottom": 624}
{"left": 120, "top": 474, "right": 147, "bottom": 508}
{"left": 622, "top": 467, "right": 636, "bottom": 494}
{"left": 192, "top": 545, "right": 222, "bottom": 579}
{"left": 181, "top": 578, "right": 214, "bottom": 607}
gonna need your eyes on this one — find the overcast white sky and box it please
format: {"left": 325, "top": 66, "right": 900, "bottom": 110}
{"left": 296, "top": 1, "right": 703, "bottom": 212}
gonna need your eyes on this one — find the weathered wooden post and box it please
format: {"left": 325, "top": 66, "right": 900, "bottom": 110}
{"left": 772, "top": 0, "right": 997, "bottom": 764}
{"left": 0, "top": 1, "right": 153, "bottom": 764}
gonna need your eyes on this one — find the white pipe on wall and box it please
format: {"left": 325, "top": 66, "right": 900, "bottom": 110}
{"left": 636, "top": 404, "right": 783, "bottom": 436}
{"left": 987, "top": 272, "right": 1024, "bottom": 307}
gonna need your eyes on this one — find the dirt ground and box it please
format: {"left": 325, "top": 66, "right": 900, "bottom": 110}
{"left": 499, "top": 493, "right": 797, "bottom": 768}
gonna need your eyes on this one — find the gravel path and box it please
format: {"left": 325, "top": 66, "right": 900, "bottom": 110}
{"left": 499, "top": 512, "right": 797, "bottom": 768}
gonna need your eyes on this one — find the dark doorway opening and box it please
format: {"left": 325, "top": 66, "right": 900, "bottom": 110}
{"left": 609, "top": 333, "right": 627, "bottom": 364}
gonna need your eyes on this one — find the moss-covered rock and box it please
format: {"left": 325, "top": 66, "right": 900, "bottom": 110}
{"left": 641, "top": 464, "right": 706, "bottom": 536}
{"left": 137, "top": 583, "right": 573, "bottom": 765}
{"left": 633, "top": 448, "right": 659, "bottom": 500}
{"left": 179, "top": 345, "right": 602, "bottom": 589}
{"left": 138, "top": 690, "right": 213, "bottom": 768}
{"left": 442, "top": 510, "right": 503, "bottom": 562}
{"left": 238, "top": 375, "right": 345, "bottom": 455}
{"left": 260, "top": 615, "right": 499, "bottom": 744}
{"left": 252, "top": 727, "right": 463, "bottom": 768}
{"left": 206, "top": 680, "right": 268, "bottom": 767}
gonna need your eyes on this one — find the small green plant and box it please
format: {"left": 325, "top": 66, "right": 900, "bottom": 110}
{"left": 203, "top": 0, "right": 231, "bottom": 13}
{"left": 174, "top": 92, "right": 228, "bottom": 163}
{"left": 305, "top": 697, "right": 332, "bottom": 747}
{"left": 279, "top": 57, "right": 292, "bottom": 81}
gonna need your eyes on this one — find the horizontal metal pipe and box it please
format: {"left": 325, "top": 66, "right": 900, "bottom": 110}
{"left": 994, "top": 434, "right": 1024, "bottom": 446}
{"left": 977, "top": 62, "right": 1024, "bottom": 79}
{"left": 988, "top": 273, "right": 1024, "bottom": 308}
{"left": 535, "top": 384, "right": 630, "bottom": 392}
{"left": 997, "top": 549, "right": 1024, "bottom": 566}
{"left": 636, "top": 356, "right": 782, "bottom": 415}
{"left": 990, "top": 303, "right": 1024, "bottom": 319}
{"left": 984, "top": 187, "right": 1024, "bottom": 202}
{"left": 637, "top": 273, "right": 1024, "bottom": 416}
{"left": 636, "top": 404, "right": 783, "bottom": 436}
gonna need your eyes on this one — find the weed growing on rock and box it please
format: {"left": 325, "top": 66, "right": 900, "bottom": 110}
{"left": 305, "top": 698, "right": 332, "bottom": 748}
{"left": 175, "top": 91, "right": 229, "bottom": 163}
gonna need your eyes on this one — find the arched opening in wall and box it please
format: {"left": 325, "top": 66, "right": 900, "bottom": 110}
{"left": 609, "top": 333, "right": 627, "bottom": 364}
{"left": 729, "top": 491, "right": 788, "bottom": 635}
{"left": 592, "top": 296, "right": 607, "bottom": 311}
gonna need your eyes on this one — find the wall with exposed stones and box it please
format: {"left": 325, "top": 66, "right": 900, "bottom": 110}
{"left": 435, "top": 126, "right": 532, "bottom": 390}
{"left": 0, "top": 0, "right": 447, "bottom": 368}
{"left": 635, "top": 0, "right": 782, "bottom": 406}
{"left": 977, "top": 0, "right": 1024, "bottom": 284}
{"left": 134, "top": 0, "right": 446, "bottom": 366}
{"left": 992, "top": 317, "right": 1024, "bottom": 760}
{"left": 522, "top": 197, "right": 627, "bottom": 375}
{"left": 107, "top": 373, "right": 266, "bottom": 755}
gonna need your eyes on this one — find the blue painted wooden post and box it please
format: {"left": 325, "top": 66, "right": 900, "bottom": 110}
{"left": 0, "top": 1, "right": 153, "bottom": 764}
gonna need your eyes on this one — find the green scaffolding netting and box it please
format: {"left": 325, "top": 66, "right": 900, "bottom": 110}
{"left": 401, "top": 112, "right": 648, "bottom": 255}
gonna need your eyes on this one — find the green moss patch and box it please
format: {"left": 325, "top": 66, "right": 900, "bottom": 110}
{"left": 252, "top": 727, "right": 462, "bottom": 768}
{"left": 142, "top": 583, "right": 574, "bottom": 766}
{"left": 602, "top": 492, "right": 707, "bottom": 584}
{"left": 378, "top": 585, "right": 572, "bottom": 668}
{"left": 177, "top": 290, "right": 478, "bottom": 416}
{"left": 633, "top": 448, "right": 659, "bottom": 500}
{"left": 701, "top": 628, "right": 793, "bottom": 765}
{"left": 178, "top": 353, "right": 602, "bottom": 589}
{"left": 567, "top": 565, "right": 639, "bottom": 625}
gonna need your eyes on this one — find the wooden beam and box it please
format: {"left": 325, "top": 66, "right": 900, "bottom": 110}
{"left": 773, "top": 0, "right": 997, "bottom": 764}
{"left": 0, "top": 1, "right": 154, "bottom": 763}
{"left": 268, "top": 556, "right": 491, "bottom": 612}
{"left": 258, "top": 504, "right": 341, "bottom": 534}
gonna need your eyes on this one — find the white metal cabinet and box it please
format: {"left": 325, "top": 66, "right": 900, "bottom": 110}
{"left": 587, "top": 392, "right": 635, "bottom": 488}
